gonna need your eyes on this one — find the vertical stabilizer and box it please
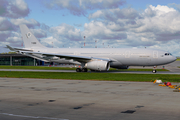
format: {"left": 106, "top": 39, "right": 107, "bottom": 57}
{"left": 20, "top": 24, "right": 46, "bottom": 48}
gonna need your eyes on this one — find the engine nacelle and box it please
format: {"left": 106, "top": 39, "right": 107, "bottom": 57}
{"left": 85, "top": 61, "right": 110, "bottom": 71}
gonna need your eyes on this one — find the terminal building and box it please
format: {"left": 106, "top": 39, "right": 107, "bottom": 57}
{"left": 0, "top": 54, "right": 71, "bottom": 66}
{"left": 0, "top": 54, "right": 44, "bottom": 66}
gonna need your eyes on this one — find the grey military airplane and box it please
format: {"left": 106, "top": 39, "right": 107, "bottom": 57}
{"left": 7, "top": 24, "right": 176, "bottom": 73}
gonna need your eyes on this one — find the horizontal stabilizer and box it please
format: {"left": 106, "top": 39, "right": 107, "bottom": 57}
{"left": 6, "top": 45, "right": 33, "bottom": 52}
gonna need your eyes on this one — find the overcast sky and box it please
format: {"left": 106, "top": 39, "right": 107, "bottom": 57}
{"left": 1, "top": 0, "right": 180, "bottom": 56}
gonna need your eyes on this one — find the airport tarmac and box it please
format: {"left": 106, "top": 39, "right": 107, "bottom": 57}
{"left": 0, "top": 78, "right": 180, "bottom": 120}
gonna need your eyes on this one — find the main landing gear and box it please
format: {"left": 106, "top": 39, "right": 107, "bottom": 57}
{"left": 76, "top": 68, "right": 88, "bottom": 72}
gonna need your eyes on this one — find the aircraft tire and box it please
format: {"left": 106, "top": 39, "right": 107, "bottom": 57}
{"left": 76, "top": 68, "right": 82, "bottom": 72}
{"left": 152, "top": 70, "right": 156, "bottom": 73}
{"left": 82, "top": 68, "right": 88, "bottom": 72}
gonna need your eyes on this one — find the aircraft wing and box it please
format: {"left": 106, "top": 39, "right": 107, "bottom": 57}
{"left": 6, "top": 45, "right": 113, "bottom": 63}
{"left": 20, "top": 51, "right": 112, "bottom": 63}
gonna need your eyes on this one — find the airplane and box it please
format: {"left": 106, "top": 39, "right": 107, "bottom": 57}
{"left": 7, "top": 24, "right": 177, "bottom": 73}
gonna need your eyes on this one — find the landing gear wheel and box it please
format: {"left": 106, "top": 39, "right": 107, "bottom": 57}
{"left": 152, "top": 70, "right": 156, "bottom": 73}
{"left": 82, "top": 68, "right": 88, "bottom": 72}
{"left": 76, "top": 68, "right": 82, "bottom": 72}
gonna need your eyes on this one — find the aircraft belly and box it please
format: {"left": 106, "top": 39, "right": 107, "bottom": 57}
{"left": 137, "top": 58, "right": 151, "bottom": 66}
{"left": 115, "top": 55, "right": 153, "bottom": 66}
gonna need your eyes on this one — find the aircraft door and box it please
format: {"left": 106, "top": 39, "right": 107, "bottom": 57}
{"left": 125, "top": 51, "right": 130, "bottom": 58}
{"left": 153, "top": 51, "right": 158, "bottom": 58}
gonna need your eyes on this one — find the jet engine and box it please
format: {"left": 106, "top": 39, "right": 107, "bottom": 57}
{"left": 85, "top": 61, "right": 110, "bottom": 71}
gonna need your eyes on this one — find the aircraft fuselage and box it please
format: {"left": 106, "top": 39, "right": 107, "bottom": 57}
{"left": 31, "top": 47, "right": 177, "bottom": 66}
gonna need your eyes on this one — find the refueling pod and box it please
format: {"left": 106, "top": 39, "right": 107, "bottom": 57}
{"left": 85, "top": 61, "right": 110, "bottom": 71}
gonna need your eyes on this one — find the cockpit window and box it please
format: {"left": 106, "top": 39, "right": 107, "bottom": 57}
{"left": 164, "top": 53, "right": 172, "bottom": 56}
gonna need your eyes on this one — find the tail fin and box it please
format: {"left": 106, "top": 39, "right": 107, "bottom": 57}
{"left": 20, "top": 24, "right": 46, "bottom": 48}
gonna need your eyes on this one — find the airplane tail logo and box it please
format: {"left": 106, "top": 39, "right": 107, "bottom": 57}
{"left": 26, "top": 32, "right": 31, "bottom": 38}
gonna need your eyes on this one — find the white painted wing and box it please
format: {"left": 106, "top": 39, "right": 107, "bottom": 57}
{"left": 21, "top": 51, "right": 112, "bottom": 63}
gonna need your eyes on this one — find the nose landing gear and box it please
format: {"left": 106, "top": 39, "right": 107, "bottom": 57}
{"left": 152, "top": 66, "right": 157, "bottom": 73}
{"left": 152, "top": 69, "right": 156, "bottom": 73}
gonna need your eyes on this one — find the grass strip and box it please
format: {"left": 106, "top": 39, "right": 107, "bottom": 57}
{"left": 0, "top": 66, "right": 76, "bottom": 70}
{"left": 0, "top": 66, "right": 168, "bottom": 71}
{"left": 176, "top": 58, "right": 180, "bottom": 61}
{"left": 0, "top": 71, "right": 179, "bottom": 82}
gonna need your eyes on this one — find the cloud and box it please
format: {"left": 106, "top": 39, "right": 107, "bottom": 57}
{"left": 90, "top": 5, "right": 180, "bottom": 43}
{"left": 50, "top": 23, "right": 83, "bottom": 41}
{"left": 74, "top": 23, "right": 82, "bottom": 27}
{"left": 169, "top": 3, "right": 180, "bottom": 11}
{"left": 89, "top": 7, "right": 139, "bottom": 20}
{"left": 41, "top": 36, "right": 82, "bottom": 48}
{"left": 41, "top": 36, "right": 59, "bottom": 48}
{"left": 89, "top": 8, "right": 141, "bottom": 32}
{"left": 6, "top": 36, "right": 22, "bottom": 47}
{"left": 30, "top": 29, "right": 47, "bottom": 38}
{"left": 0, "top": 17, "right": 14, "bottom": 31}
{"left": 0, "top": 0, "right": 30, "bottom": 18}
{"left": 136, "top": 5, "right": 180, "bottom": 41}
{"left": 0, "top": 31, "right": 12, "bottom": 42}
{"left": 144, "top": 5, "right": 176, "bottom": 17}
{"left": 10, "top": 18, "right": 40, "bottom": 28}
{"left": 43, "top": 0, "right": 126, "bottom": 16}
{"left": 0, "top": 31, "right": 22, "bottom": 51}
{"left": 0, "top": 0, "right": 37, "bottom": 52}
{"left": 1, "top": 1, "right": 180, "bottom": 56}
{"left": 83, "top": 21, "right": 127, "bottom": 41}
{"left": 84, "top": 4, "right": 180, "bottom": 55}
{"left": 39, "top": 23, "right": 86, "bottom": 48}
{"left": 40, "top": 23, "right": 50, "bottom": 31}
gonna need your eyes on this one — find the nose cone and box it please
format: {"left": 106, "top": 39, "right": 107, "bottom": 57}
{"left": 164, "top": 56, "right": 177, "bottom": 65}
{"left": 173, "top": 56, "right": 177, "bottom": 62}
{"left": 170, "top": 56, "right": 177, "bottom": 63}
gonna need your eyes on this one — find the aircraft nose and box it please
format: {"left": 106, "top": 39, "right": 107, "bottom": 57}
{"left": 172, "top": 56, "right": 177, "bottom": 62}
